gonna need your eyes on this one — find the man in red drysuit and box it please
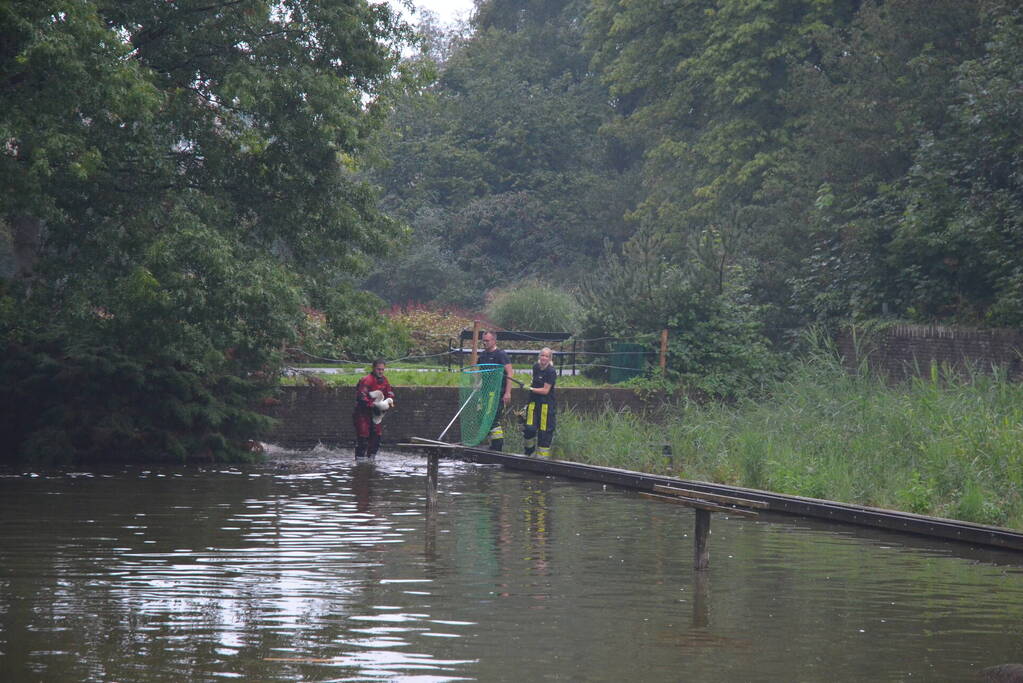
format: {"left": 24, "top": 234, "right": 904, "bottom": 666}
{"left": 352, "top": 359, "right": 395, "bottom": 460}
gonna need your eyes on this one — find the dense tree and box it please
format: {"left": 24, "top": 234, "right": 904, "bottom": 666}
{"left": 586, "top": 0, "right": 857, "bottom": 316}
{"left": 889, "top": 6, "right": 1023, "bottom": 325}
{"left": 585, "top": 0, "right": 1023, "bottom": 333}
{"left": 366, "top": 0, "right": 635, "bottom": 304}
{"left": 782, "top": 0, "right": 996, "bottom": 322}
{"left": 0, "top": 0, "right": 414, "bottom": 463}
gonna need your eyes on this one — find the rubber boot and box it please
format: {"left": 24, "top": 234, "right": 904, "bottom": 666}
{"left": 367, "top": 433, "right": 381, "bottom": 459}
{"left": 355, "top": 436, "right": 369, "bottom": 460}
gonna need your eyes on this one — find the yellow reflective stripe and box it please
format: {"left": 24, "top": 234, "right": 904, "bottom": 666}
{"left": 526, "top": 402, "right": 535, "bottom": 426}
{"left": 539, "top": 403, "right": 548, "bottom": 431}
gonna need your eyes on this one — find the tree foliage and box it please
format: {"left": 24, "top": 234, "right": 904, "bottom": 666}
{"left": 367, "top": 0, "right": 636, "bottom": 304}
{"left": 579, "top": 232, "right": 778, "bottom": 398}
{"left": 782, "top": 0, "right": 999, "bottom": 323}
{"left": 0, "top": 0, "right": 414, "bottom": 463}
{"left": 890, "top": 6, "right": 1023, "bottom": 325}
{"left": 369, "top": 0, "right": 1023, "bottom": 395}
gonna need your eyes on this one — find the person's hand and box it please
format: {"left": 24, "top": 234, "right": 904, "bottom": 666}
{"left": 502, "top": 392, "right": 511, "bottom": 407}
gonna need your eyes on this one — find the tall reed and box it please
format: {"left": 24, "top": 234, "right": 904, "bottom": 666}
{"left": 553, "top": 350, "right": 1023, "bottom": 529}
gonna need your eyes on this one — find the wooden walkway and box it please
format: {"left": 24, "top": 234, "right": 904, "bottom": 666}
{"left": 401, "top": 437, "right": 1023, "bottom": 554}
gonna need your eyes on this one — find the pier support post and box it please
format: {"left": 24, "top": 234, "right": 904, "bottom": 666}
{"left": 694, "top": 508, "right": 711, "bottom": 571}
{"left": 692, "top": 569, "right": 710, "bottom": 627}
{"left": 426, "top": 449, "right": 440, "bottom": 505}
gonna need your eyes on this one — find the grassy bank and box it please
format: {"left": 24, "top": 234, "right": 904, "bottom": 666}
{"left": 547, "top": 354, "right": 1023, "bottom": 530}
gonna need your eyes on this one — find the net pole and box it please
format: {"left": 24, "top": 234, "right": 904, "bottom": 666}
{"left": 438, "top": 387, "right": 479, "bottom": 442}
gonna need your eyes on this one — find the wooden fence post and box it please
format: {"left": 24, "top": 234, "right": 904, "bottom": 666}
{"left": 469, "top": 319, "right": 480, "bottom": 367}
{"left": 659, "top": 328, "right": 669, "bottom": 372}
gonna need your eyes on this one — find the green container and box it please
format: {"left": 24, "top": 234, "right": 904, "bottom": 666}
{"left": 609, "top": 342, "right": 646, "bottom": 383}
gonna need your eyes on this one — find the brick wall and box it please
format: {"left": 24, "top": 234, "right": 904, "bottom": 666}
{"left": 262, "top": 385, "right": 660, "bottom": 448}
{"left": 834, "top": 324, "right": 1023, "bottom": 382}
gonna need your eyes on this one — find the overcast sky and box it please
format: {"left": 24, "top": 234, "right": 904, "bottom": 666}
{"left": 399, "top": 0, "right": 475, "bottom": 26}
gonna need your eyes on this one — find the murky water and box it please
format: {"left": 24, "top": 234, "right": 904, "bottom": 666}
{"left": 2, "top": 448, "right": 1022, "bottom": 682}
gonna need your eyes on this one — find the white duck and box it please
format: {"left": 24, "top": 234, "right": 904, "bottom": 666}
{"left": 368, "top": 390, "right": 394, "bottom": 424}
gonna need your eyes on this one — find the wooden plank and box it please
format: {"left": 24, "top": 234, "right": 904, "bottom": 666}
{"left": 639, "top": 492, "right": 758, "bottom": 519}
{"left": 396, "top": 439, "right": 462, "bottom": 449}
{"left": 395, "top": 440, "right": 1023, "bottom": 552}
{"left": 409, "top": 436, "right": 462, "bottom": 447}
{"left": 653, "top": 484, "right": 769, "bottom": 510}
{"left": 399, "top": 441, "right": 460, "bottom": 449}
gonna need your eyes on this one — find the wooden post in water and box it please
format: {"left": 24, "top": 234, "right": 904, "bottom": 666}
{"left": 693, "top": 508, "right": 711, "bottom": 570}
{"left": 642, "top": 485, "right": 762, "bottom": 571}
{"left": 426, "top": 448, "right": 440, "bottom": 505}
{"left": 692, "top": 567, "right": 710, "bottom": 627}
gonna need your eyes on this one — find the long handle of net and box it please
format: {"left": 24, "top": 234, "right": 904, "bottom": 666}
{"left": 438, "top": 387, "right": 479, "bottom": 442}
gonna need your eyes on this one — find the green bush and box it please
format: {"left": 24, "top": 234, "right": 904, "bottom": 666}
{"left": 485, "top": 281, "right": 581, "bottom": 333}
{"left": 579, "top": 232, "right": 784, "bottom": 399}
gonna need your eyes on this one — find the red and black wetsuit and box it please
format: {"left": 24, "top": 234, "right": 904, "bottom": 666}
{"left": 352, "top": 372, "right": 395, "bottom": 459}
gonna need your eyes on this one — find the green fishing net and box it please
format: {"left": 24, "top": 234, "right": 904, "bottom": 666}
{"left": 458, "top": 363, "right": 505, "bottom": 446}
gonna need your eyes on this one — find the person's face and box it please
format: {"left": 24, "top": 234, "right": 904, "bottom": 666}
{"left": 482, "top": 334, "right": 497, "bottom": 351}
{"left": 373, "top": 363, "right": 386, "bottom": 378}
{"left": 538, "top": 350, "right": 552, "bottom": 368}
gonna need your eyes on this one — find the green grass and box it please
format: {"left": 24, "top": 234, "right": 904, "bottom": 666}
{"left": 549, "top": 355, "right": 1023, "bottom": 530}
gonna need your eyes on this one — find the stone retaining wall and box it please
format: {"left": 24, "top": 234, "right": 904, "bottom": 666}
{"left": 262, "top": 385, "right": 659, "bottom": 448}
{"left": 834, "top": 324, "right": 1023, "bottom": 382}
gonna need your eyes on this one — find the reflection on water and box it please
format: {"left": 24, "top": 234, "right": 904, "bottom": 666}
{"left": 2, "top": 447, "right": 1023, "bottom": 682}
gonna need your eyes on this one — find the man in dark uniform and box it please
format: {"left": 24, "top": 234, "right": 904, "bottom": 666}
{"left": 477, "top": 331, "right": 513, "bottom": 451}
{"left": 352, "top": 359, "right": 395, "bottom": 460}
{"left": 523, "top": 347, "right": 557, "bottom": 457}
